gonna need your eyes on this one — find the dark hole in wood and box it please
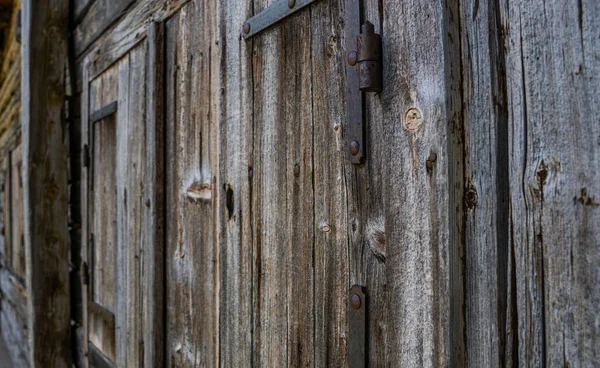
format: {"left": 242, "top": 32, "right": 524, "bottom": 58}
{"left": 226, "top": 184, "right": 234, "bottom": 219}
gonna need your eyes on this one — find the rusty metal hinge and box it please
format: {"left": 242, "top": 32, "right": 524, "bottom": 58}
{"left": 242, "top": 0, "right": 382, "bottom": 165}
{"left": 83, "top": 144, "right": 90, "bottom": 168}
{"left": 346, "top": 13, "right": 383, "bottom": 165}
{"left": 348, "top": 285, "right": 367, "bottom": 367}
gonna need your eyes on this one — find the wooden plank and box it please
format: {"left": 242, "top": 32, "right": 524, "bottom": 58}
{"left": 504, "top": 0, "right": 600, "bottom": 365}
{"left": 458, "top": 0, "right": 511, "bottom": 365}
{"left": 21, "top": 0, "right": 70, "bottom": 366}
{"left": 91, "top": 113, "right": 117, "bottom": 310}
{"left": 80, "top": 0, "right": 191, "bottom": 80}
{"left": 217, "top": 0, "right": 254, "bottom": 366}
{"left": 73, "top": 0, "right": 135, "bottom": 56}
{"left": 73, "top": 0, "right": 95, "bottom": 25}
{"left": 0, "top": 270, "right": 29, "bottom": 366}
{"left": 249, "top": 0, "right": 315, "bottom": 364}
{"left": 378, "top": 0, "right": 461, "bottom": 365}
{"left": 9, "top": 144, "right": 24, "bottom": 279}
{"left": 122, "top": 42, "right": 147, "bottom": 368}
{"left": 165, "top": 3, "right": 219, "bottom": 365}
{"left": 80, "top": 59, "right": 91, "bottom": 368}
{"left": 142, "top": 21, "right": 165, "bottom": 368}
{"left": 310, "top": 0, "right": 350, "bottom": 365}
{"left": 113, "top": 50, "right": 131, "bottom": 368}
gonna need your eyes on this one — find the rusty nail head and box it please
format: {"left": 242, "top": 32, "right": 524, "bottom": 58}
{"left": 348, "top": 50, "right": 358, "bottom": 66}
{"left": 349, "top": 140, "right": 360, "bottom": 156}
{"left": 350, "top": 293, "right": 361, "bottom": 310}
{"left": 288, "top": 0, "right": 296, "bottom": 7}
{"left": 294, "top": 164, "right": 300, "bottom": 177}
{"left": 243, "top": 23, "right": 250, "bottom": 34}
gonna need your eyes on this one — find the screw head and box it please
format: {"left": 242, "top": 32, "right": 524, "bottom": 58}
{"left": 293, "top": 163, "right": 300, "bottom": 177}
{"left": 288, "top": 0, "right": 296, "bottom": 7}
{"left": 243, "top": 23, "right": 250, "bottom": 34}
{"left": 349, "top": 140, "right": 360, "bottom": 156}
{"left": 350, "top": 293, "right": 362, "bottom": 310}
{"left": 348, "top": 50, "right": 358, "bottom": 66}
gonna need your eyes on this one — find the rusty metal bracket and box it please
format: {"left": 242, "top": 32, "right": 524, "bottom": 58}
{"left": 90, "top": 101, "right": 118, "bottom": 123}
{"left": 242, "top": 0, "right": 320, "bottom": 39}
{"left": 345, "top": 0, "right": 365, "bottom": 165}
{"left": 348, "top": 285, "right": 367, "bottom": 367}
{"left": 346, "top": 15, "right": 383, "bottom": 165}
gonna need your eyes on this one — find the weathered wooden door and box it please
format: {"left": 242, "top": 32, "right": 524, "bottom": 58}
{"left": 81, "top": 25, "right": 164, "bottom": 367}
{"left": 76, "top": 0, "right": 600, "bottom": 366}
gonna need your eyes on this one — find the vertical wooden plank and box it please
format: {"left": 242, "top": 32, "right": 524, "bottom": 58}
{"left": 250, "top": 0, "right": 315, "bottom": 365}
{"left": 123, "top": 43, "right": 147, "bottom": 368}
{"left": 10, "top": 144, "right": 24, "bottom": 278}
{"left": 217, "top": 0, "right": 254, "bottom": 365}
{"left": 458, "top": 0, "right": 511, "bottom": 365}
{"left": 165, "top": 3, "right": 219, "bottom": 366}
{"left": 310, "top": 0, "right": 350, "bottom": 366}
{"left": 504, "top": 0, "right": 600, "bottom": 365}
{"left": 379, "top": 0, "right": 462, "bottom": 365}
{"left": 21, "top": 0, "right": 70, "bottom": 366}
{"left": 89, "top": 114, "right": 117, "bottom": 362}
{"left": 114, "top": 53, "right": 130, "bottom": 368}
{"left": 142, "top": 21, "right": 166, "bottom": 368}
{"left": 80, "top": 59, "right": 91, "bottom": 368}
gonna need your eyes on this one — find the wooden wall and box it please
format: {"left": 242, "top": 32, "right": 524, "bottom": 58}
{"left": 0, "top": 1, "right": 29, "bottom": 366}
{"left": 70, "top": 0, "right": 600, "bottom": 367}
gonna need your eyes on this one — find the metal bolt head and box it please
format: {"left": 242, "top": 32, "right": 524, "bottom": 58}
{"left": 288, "top": 0, "right": 296, "bottom": 7}
{"left": 349, "top": 140, "right": 360, "bottom": 156}
{"left": 348, "top": 50, "right": 358, "bottom": 66}
{"left": 350, "top": 293, "right": 362, "bottom": 310}
{"left": 243, "top": 23, "right": 250, "bottom": 34}
{"left": 293, "top": 163, "right": 300, "bottom": 177}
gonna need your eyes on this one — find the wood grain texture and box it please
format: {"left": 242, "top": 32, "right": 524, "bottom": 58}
{"left": 78, "top": 0, "right": 191, "bottom": 82}
{"left": 375, "top": 0, "right": 462, "bottom": 365}
{"left": 458, "top": 0, "right": 512, "bottom": 365}
{"left": 73, "top": 0, "right": 135, "bottom": 56}
{"left": 217, "top": 0, "right": 254, "bottom": 366}
{"left": 142, "top": 21, "right": 166, "bottom": 368}
{"left": 310, "top": 0, "right": 351, "bottom": 366}
{"left": 504, "top": 0, "right": 600, "bottom": 365}
{"left": 250, "top": 0, "right": 314, "bottom": 365}
{"left": 21, "top": 0, "right": 71, "bottom": 366}
{"left": 165, "top": 3, "right": 220, "bottom": 365}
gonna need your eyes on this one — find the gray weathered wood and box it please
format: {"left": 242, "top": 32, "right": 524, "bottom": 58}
{"left": 217, "top": 0, "right": 254, "bottom": 366}
{"left": 459, "top": 0, "right": 512, "bottom": 365}
{"left": 21, "top": 0, "right": 71, "bottom": 366}
{"left": 250, "top": 0, "right": 314, "bottom": 364}
{"left": 310, "top": 0, "right": 351, "bottom": 365}
{"left": 379, "top": 0, "right": 461, "bottom": 365}
{"left": 504, "top": 0, "right": 600, "bottom": 365}
{"left": 73, "top": 0, "right": 134, "bottom": 56}
{"left": 165, "top": 3, "right": 220, "bottom": 365}
{"left": 142, "top": 21, "right": 166, "bottom": 368}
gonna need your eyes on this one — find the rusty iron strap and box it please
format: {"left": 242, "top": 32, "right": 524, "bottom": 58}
{"left": 345, "top": 0, "right": 365, "bottom": 165}
{"left": 242, "top": 0, "right": 320, "bottom": 39}
{"left": 348, "top": 285, "right": 367, "bottom": 367}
